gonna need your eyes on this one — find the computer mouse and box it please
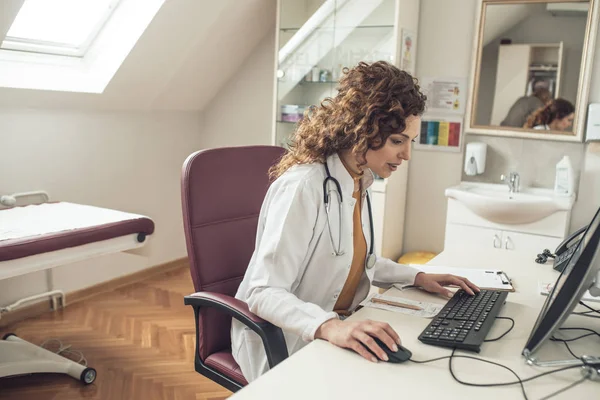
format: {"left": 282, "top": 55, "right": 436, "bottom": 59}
{"left": 366, "top": 336, "right": 412, "bottom": 363}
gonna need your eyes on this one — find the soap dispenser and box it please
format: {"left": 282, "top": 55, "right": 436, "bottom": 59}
{"left": 464, "top": 142, "right": 487, "bottom": 176}
{"left": 554, "top": 155, "right": 574, "bottom": 196}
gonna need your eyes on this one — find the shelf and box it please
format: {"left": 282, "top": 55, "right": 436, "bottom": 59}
{"left": 280, "top": 24, "right": 393, "bottom": 32}
{"left": 529, "top": 67, "right": 558, "bottom": 71}
{"left": 277, "top": 120, "right": 302, "bottom": 124}
{"left": 299, "top": 80, "right": 337, "bottom": 84}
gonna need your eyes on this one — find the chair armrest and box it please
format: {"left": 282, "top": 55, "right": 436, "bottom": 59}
{"left": 184, "top": 291, "right": 288, "bottom": 368}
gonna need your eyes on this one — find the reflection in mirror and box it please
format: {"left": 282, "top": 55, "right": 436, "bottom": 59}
{"left": 471, "top": 1, "right": 590, "bottom": 136}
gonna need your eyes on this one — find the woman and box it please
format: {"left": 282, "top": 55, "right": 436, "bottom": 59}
{"left": 500, "top": 87, "right": 551, "bottom": 128}
{"left": 231, "top": 61, "right": 479, "bottom": 382}
{"left": 524, "top": 98, "right": 575, "bottom": 131}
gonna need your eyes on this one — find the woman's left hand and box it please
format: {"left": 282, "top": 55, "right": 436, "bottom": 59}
{"left": 414, "top": 272, "right": 480, "bottom": 298}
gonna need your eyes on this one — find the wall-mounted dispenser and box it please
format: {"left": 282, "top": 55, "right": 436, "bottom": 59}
{"left": 464, "top": 142, "right": 487, "bottom": 176}
{"left": 586, "top": 103, "right": 600, "bottom": 141}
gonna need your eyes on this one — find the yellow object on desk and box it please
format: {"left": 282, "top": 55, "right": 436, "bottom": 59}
{"left": 377, "top": 251, "right": 439, "bottom": 294}
{"left": 397, "top": 251, "right": 437, "bottom": 265}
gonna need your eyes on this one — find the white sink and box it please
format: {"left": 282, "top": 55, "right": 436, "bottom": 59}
{"left": 445, "top": 182, "right": 575, "bottom": 224}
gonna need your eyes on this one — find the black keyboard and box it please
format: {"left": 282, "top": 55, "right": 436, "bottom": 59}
{"left": 418, "top": 289, "right": 509, "bottom": 352}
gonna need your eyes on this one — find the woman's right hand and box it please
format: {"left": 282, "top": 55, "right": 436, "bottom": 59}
{"left": 314, "top": 318, "right": 402, "bottom": 363}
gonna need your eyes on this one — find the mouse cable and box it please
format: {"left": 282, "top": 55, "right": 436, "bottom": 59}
{"left": 484, "top": 316, "right": 515, "bottom": 342}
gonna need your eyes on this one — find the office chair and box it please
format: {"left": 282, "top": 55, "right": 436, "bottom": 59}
{"left": 181, "top": 145, "right": 289, "bottom": 392}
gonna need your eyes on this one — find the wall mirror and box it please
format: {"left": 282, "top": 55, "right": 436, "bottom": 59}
{"left": 465, "top": 0, "right": 599, "bottom": 142}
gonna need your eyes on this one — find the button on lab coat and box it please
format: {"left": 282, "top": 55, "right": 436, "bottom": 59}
{"left": 231, "top": 153, "right": 422, "bottom": 382}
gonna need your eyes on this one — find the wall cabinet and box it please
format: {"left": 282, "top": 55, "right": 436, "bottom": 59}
{"left": 272, "top": 0, "right": 420, "bottom": 260}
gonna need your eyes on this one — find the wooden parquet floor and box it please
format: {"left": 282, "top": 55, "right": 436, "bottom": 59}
{"left": 0, "top": 266, "right": 232, "bottom": 400}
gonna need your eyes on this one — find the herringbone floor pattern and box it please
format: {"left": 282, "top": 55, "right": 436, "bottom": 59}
{"left": 0, "top": 266, "right": 232, "bottom": 400}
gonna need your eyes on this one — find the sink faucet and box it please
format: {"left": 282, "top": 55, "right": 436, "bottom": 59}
{"left": 501, "top": 172, "right": 520, "bottom": 193}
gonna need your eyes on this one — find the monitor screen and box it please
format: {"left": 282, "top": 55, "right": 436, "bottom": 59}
{"left": 523, "top": 206, "right": 600, "bottom": 357}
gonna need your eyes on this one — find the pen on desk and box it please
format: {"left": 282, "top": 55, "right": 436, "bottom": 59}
{"left": 371, "top": 297, "right": 423, "bottom": 311}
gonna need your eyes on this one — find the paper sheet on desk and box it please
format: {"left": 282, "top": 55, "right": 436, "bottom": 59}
{"left": 539, "top": 281, "right": 600, "bottom": 303}
{"left": 406, "top": 265, "right": 515, "bottom": 291}
{"left": 360, "top": 294, "right": 444, "bottom": 318}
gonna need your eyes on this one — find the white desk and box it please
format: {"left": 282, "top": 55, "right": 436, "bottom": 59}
{"left": 230, "top": 250, "right": 600, "bottom": 399}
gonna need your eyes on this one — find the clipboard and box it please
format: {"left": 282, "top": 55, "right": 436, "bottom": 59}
{"left": 407, "top": 265, "right": 515, "bottom": 292}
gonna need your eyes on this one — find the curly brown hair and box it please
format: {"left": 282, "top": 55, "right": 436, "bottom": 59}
{"left": 270, "top": 61, "right": 427, "bottom": 179}
{"left": 524, "top": 98, "right": 574, "bottom": 129}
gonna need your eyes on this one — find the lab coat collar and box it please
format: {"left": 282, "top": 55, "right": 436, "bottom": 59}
{"left": 326, "top": 153, "right": 374, "bottom": 199}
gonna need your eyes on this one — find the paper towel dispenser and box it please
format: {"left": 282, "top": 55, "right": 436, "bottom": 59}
{"left": 586, "top": 103, "right": 600, "bottom": 141}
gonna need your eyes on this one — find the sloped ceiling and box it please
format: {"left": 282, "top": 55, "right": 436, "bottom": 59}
{"left": 481, "top": 3, "right": 544, "bottom": 47}
{"left": 0, "top": 0, "right": 276, "bottom": 111}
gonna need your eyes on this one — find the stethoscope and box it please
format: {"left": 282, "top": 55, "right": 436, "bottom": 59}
{"left": 323, "top": 162, "right": 376, "bottom": 269}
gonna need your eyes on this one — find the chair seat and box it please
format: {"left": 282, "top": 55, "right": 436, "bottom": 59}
{"left": 204, "top": 350, "right": 248, "bottom": 386}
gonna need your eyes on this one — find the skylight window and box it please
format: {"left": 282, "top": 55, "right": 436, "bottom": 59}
{"left": 1, "top": 0, "right": 120, "bottom": 57}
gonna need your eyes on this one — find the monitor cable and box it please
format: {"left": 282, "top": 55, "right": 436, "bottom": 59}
{"left": 408, "top": 316, "right": 590, "bottom": 400}
{"left": 573, "top": 301, "right": 600, "bottom": 318}
{"left": 550, "top": 327, "right": 600, "bottom": 360}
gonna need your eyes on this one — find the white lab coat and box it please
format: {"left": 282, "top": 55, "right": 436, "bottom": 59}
{"left": 231, "top": 153, "right": 422, "bottom": 382}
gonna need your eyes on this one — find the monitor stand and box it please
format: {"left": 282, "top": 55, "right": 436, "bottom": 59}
{"left": 524, "top": 273, "right": 600, "bottom": 382}
{"left": 523, "top": 352, "right": 600, "bottom": 381}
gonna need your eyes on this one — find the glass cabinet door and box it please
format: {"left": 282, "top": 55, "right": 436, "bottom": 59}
{"left": 275, "top": 0, "right": 396, "bottom": 148}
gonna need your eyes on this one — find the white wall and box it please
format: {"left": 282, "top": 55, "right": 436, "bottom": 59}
{"left": 202, "top": 30, "right": 276, "bottom": 148}
{"left": 403, "top": 0, "right": 478, "bottom": 254}
{"left": 571, "top": 33, "right": 600, "bottom": 230}
{"left": 0, "top": 110, "right": 204, "bottom": 305}
{"left": 403, "top": 0, "right": 600, "bottom": 255}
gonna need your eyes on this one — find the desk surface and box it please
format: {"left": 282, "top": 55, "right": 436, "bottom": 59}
{"left": 230, "top": 250, "right": 600, "bottom": 399}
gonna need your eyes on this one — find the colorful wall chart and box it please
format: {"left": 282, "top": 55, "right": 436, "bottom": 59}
{"left": 414, "top": 117, "right": 463, "bottom": 152}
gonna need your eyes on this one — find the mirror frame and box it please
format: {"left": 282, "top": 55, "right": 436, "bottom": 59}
{"left": 465, "top": 0, "right": 599, "bottom": 142}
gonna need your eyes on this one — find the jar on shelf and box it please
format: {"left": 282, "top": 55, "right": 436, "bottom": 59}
{"left": 281, "top": 105, "right": 301, "bottom": 122}
{"left": 319, "top": 69, "right": 331, "bottom": 82}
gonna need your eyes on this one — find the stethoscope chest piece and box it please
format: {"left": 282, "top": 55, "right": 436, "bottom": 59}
{"left": 365, "top": 253, "right": 376, "bottom": 269}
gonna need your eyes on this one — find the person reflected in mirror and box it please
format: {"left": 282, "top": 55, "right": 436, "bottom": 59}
{"left": 524, "top": 98, "right": 575, "bottom": 131}
{"left": 500, "top": 86, "right": 552, "bottom": 128}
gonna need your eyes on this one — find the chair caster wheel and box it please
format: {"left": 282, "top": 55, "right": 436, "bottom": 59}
{"left": 80, "top": 367, "right": 96, "bottom": 384}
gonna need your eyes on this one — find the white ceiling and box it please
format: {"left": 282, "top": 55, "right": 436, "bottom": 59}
{"left": 0, "top": 0, "right": 276, "bottom": 111}
{"left": 482, "top": 3, "right": 544, "bottom": 47}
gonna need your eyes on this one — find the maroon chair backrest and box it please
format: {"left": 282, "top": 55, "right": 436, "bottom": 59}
{"left": 181, "top": 145, "right": 286, "bottom": 360}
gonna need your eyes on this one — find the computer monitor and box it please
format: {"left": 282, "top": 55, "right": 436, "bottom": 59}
{"left": 523, "top": 206, "right": 600, "bottom": 359}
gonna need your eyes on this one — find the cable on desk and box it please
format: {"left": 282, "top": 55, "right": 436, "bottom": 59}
{"left": 550, "top": 327, "right": 600, "bottom": 359}
{"left": 573, "top": 301, "right": 600, "bottom": 318}
{"left": 448, "top": 348, "right": 528, "bottom": 399}
{"left": 409, "top": 350, "right": 583, "bottom": 400}
{"left": 484, "top": 317, "right": 515, "bottom": 342}
{"left": 537, "top": 373, "right": 590, "bottom": 400}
